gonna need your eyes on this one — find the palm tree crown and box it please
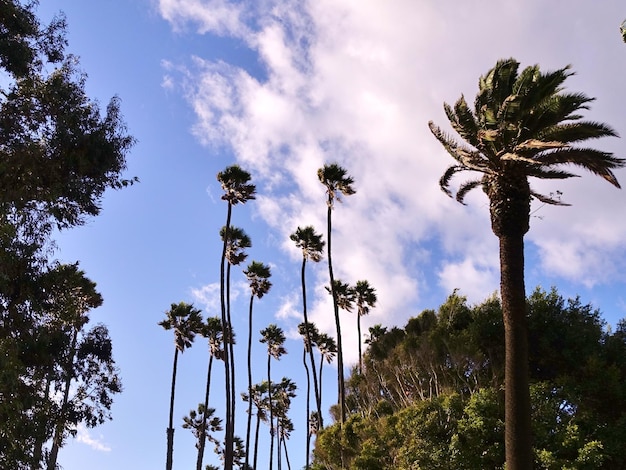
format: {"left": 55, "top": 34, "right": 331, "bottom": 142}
{"left": 220, "top": 226, "right": 252, "bottom": 266}
{"left": 290, "top": 226, "right": 325, "bottom": 262}
{"left": 318, "top": 163, "right": 356, "bottom": 208}
{"left": 260, "top": 324, "right": 287, "bottom": 360}
{"left": 429, "top": 58, "right": 624, "bottom": 236}
{"left": 244, "top": 261, "right": 272, "bottom": 298}
{"left": 217, "top": 164, "right": 256, "bottom": 206}
{"left": 159, "top": 302, "right": 203, "bottom": 352}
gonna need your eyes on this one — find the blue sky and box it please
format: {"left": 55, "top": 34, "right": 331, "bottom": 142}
{"left": 35, "top": 1, "right": 626, "bottom": 469}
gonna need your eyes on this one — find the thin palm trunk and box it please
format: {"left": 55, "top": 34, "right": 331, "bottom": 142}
{"left": 220, "top": 204, "right": 233, "bottom": 470}
{"left": 267, "top": 355, "right": 274, "bottom": 470}
{"left": 196, "top": 354, "right": 214, "bottom": 470}
{"left": 357, "top": 314, "right": 363, "bottom": 375}
{"left": 303, "top": 347, "right": 311, "bottom": 469}
{"left": 283, "top": 435, "right": 292, "bottom": 470}
{"left": 47, "top": 330, "right": 78, "bottom": 470}
{"left": 226, "top": 261, "right": 236, "bottom": 462}
{"left": 253, "top": 408, "right": 262, "bottom": 470}
{"left": 301, "top": 257, "right": 322, "bottom": 427}
{"left": 245, "top": 294, "right": 254, "bottom": 469}
{"left": 326, "top": 204, "right": 346, "bottom": 424}
{"left": 164, "top": 346, "right": 178, "bottom": 470}
{"left": 500, "top": 233, "right": 532, "bottom": 470}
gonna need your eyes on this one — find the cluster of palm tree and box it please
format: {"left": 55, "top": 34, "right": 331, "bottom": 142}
{"left": 157, "top": 163, "right": 382, "bottom": 469}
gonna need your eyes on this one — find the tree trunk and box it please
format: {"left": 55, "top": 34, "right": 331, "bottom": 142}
{"left": 301, "top": 257, "right": 323, "bottom": 428}
{"left": 268, "top": 355, "right": 274, "bottom": 470}
{"left": 326, "top": 204, "right": 346, "bottom": 425}
{"left": 357, "top": 314, "right": 363, "bottom": 375}
{"left": 303, "top": 347, "right": 311, "bottom": 469}
{"left": 196, "top": 354, "right": 214, "bottom": 470}
{"left": 245, "top": 294, "right": 255, "bottom": 469}
{"left": 220, "top": 204, "right": 233, "bottom": 470}
{"left": 226, "top": 261, "right": 237, "bottom": 465}
{"left": 165, "top": 347, "right": 178, "bottom": 470}
{"left": 500, "top": 233, "right": 532, "bottom": 470}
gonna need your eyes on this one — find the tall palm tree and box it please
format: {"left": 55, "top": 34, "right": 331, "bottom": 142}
{"left": 272, "top": 377, "right": 297, "bottom": 470}
{"left": 429, "top": 58, "right": 624, "bottom": 469}
{"left": 243, "top": 260, "right": 272, "bottom": 469}
{"left": 196, "top": 316, "right": 223, "bottom": 470}
{"left": 217, "top": 164, "right": 256, "bottom": 470}
{"left": 353, "top": 280, "right": 377, "bottom": 375}
{"left": 260, "top": 324, "right": 286, "bottom": 470}
{"left": 318, "top": 163, "right": 355, "bottom": 425}
{"left": 290, "top": 225, "right": 325, "bottom": 430}
{"left": 182, "top": 404, "right": 223, "bottom": 462}
{"left": 316, "top": 332, "right": 337, "bottom": 409}
{"left": 158, "top": 302, "right": 203, "bottom": 470}
{"left": 243, "top": 380, "right": 269, "bottom": 470}
{"left": 298, "top": 321, "right": 320, "bottom": 468}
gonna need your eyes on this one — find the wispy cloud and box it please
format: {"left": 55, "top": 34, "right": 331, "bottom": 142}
{"left": 76, "top": 424, "right": 111, "bottom": 452}
{"left": 160, "top": 0, "right": 626, "bottom": 363}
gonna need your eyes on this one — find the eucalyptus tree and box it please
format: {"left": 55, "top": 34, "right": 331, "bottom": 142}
{"left": 429, "top": 58, "right": 624, "bottom": 469}
{"left": 290, "top": 225, "right": 325, "bottom": 427}
{"left": 158, "top": 302, "right": 203, "bottom": 470}
{"left": 217, "top": 164, "right": 256, "bottom": 469}
{"left": 243, "top": 260, "right": 272, "bottom": 468}
{"left": 195, "top": 316, "right": 223, "bottom": 470}
{"left": 318, "top": 163, "right": 355, "bottom": 425}
{"left": 260, "top": 324, "right": 287, "bottom": 470}
{"left": 353, "top": 281, "right": 377, "bottom": 374}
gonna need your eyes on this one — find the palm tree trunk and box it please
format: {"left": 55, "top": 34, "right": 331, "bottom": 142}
{"left": 301, "top": 257, "right": 323, "bottom": 428}
{"left": 268, "top": 355, "right": 274, "bottom": 470}
{"left": 226, "top": 261, "right": 237, "bottom": 463}
{"left": 245, "top": 294, "right": 254, "bottom": 469}
{"left": 253, "top": 408, "right": 261, "bottom": 470}
{"left": 357, "top": 314, "right": 363, "bottom": 375}
{"left": 164, "top": 347, "right": 179, "bottom": 470}
{"left": 196, "top": 354, "right": 214, "bottom": 470}
{"left": 499, "top": 233, "right": 532, "bottom": 470}
{"left": 283, "top": 436, "right": 292, "bottom": 470}
{"left": 326, "top": 204, "right": 346, "bottom": 425}
{"left": 220, "top": 204, "right": 233, "bottom": 470}
{"left": 303, "top": 347, "right": 311, "bottom": 469}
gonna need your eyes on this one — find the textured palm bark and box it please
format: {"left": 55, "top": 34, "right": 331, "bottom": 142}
{"left": 500, "top": 233, "right": 532, "bottom": 470}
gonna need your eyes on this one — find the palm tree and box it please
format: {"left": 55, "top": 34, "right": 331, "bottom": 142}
{"left": 316, "top": 332, "right": 337, "bottom": 410}
{"left": 429, "top": 58, "right": 624, "bottom": 469}
{"left": 243, "top": 260, "right": 272, "bottom": 469}
{"left": 196, "top": 316, "right": 223, "bottom": 470}
{"left": 621, "top": 19, "right": 626, "bottom": 43}
{"left": 260, "top": 324, "right": 287, "bottom": 470}
{"left": 353, "top": 280, "right": 377, "bottom": 374}
{"left": 290, "top": 226, "right": 325, "bottom": 430}
{"left": 243, "top": 380, "right": 269, "bottom": 470}
{"left": 217, "top": 164, "right": 256, "bottom": 470}
{"left": 182, "top": 404, "right": 223, "bottom": 461}
{"left": 318, "top": 163, "right": 355, "bottom": 425}
{"left": 158, "top": 302, "right": 203, "bottom": 470}
{"left": 298, "top": 321, "right": 320, "bottom": 468}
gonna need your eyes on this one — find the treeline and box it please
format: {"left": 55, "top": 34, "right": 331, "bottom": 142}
{"left": 0, "top": 1, "right": 134, "bottom": 468}
{"left": 313, "top": 288, "right": 626, "bottom": 469}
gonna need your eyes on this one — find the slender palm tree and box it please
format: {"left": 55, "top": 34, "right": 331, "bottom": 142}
{"left": 353, "top": 280, "right": 377, "bottom": 374}
{"left": 260, "top": 324, "right": 286, "bottom": 470}
{"left": 158, "top": 302, "right": 203, "bottom": 470}
{"left": 217, "top": 164, "right": 256, "bottom": 470}
{"left": 298, "top": 321, "right": 320, "bottom": 468}
{"left": 196, "top": 316, "right": 223, "bottom": 470}
{"left": 220, "top": 223, "right": 251, "bottom": 467}
{"left": 316, "top": 332, "right": 337, "bottom": 409}
{"left": 182, "top": 404, "right": 223, "bottom": 460}
{"left": 243, "top": 260, "right": 272, "bottom": 469}
{"left": 318, "top": 163, "right": 355, "bottom": 425}
{"left": 429, "top": 58, "right": 624, "bottom": 469}
{"left": 290, "top": 226, "right": 325, "bottom": 429}
{"left": 243, "top": 380, "right": 269, "bottom": 470}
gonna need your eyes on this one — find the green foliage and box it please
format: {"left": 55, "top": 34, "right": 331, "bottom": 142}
{"left": 313, "top": 288, "right": 626, "bottom": 469}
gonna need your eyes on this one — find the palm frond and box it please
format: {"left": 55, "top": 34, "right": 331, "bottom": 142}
{"left": 539, "top": 121, "right": 618, "bottom": 144}
{"left": 530, "top": 190, "right": 570, "bottom": 206}
{"left": 429, "top": 122, "right": 490, "bottom": 172}
{"left": 439, "top": 165, "right": 464, "bottom": 197}
{"left": 535, "top": 147, "right": 625, "bottom": 187}
{"left": 526, "top": 167, "right": 579, "bottom": 180}
{"left": 456, "top": 179, "right": 483, "bottom": 205}
{"left": 443, "top": 96, "right": 480, "bottom": 147}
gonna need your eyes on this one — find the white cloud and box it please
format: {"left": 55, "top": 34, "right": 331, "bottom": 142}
{"left": 76, "top": 424, "right": 111, "bottom": 452}
{"left": 161, "top": 0, "right": 626, "bottom": 363}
